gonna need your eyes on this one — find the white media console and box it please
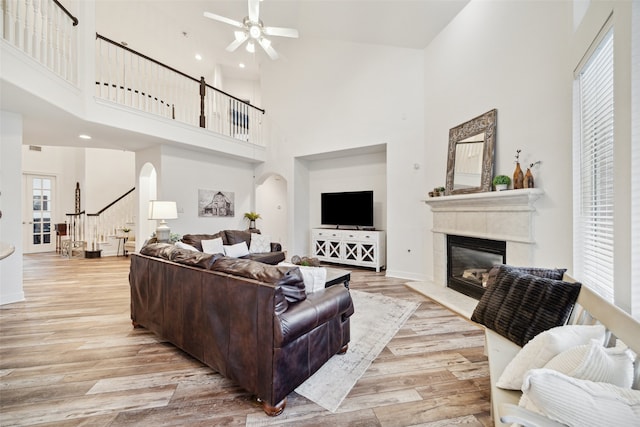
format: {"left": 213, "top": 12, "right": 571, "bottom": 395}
{"left": 311, "top": 228, "right": 386, "bottom": 272}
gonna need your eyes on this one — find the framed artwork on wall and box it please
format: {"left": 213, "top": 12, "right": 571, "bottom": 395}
{"left": 198, "top": 189, "right": 235, "bottom": 217}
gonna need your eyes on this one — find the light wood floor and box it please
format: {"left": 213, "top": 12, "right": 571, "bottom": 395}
{"left": 1, "top": 253, "right": 491, "bottom": 426}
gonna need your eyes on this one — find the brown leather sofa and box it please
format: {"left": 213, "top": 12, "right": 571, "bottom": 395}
{"left": 181, "top": 229, "right": 285, "bottom": 264}
{"left": 129, "top": 243, "right": 354, "bottom": 416}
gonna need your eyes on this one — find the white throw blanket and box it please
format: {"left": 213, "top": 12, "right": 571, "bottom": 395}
{"left": 278, "top": 262, "right": 327, "bottom": 293}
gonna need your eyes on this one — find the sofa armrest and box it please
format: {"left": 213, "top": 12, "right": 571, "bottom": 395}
{"left": 276, "top": 286, "right": 353, "bottom": 347}
{"left": 271, "top": 242, "right": 282, "bottom": 252}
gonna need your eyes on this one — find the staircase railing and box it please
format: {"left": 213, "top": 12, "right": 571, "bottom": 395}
{"left": 95, "top": 34, "right": 266, "bottom": 145}
{"left": 86, "top": 188, "right": 136, "bottom": 252}
{"left": 1, "top": 0, "right": 79, "bottom": 84}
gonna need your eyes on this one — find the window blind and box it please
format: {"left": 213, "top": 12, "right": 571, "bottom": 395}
{"left": 575, "top": 28, "right": 614, "bottom": 301}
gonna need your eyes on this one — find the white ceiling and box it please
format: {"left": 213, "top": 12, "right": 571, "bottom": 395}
{"left": 95, "top": 0, "right": 470, "bottom": 81}
{"left": 3, "top": 0, "right": 470, "bottom": 150}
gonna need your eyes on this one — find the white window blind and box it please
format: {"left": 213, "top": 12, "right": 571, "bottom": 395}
{"left": 574, "top": 28, "right": 614, "bottom": 301}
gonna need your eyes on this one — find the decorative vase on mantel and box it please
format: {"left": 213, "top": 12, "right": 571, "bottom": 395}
{"left": 524, "top": 168, "right": 534, "bottom": 188}
{"left": 513, "top": 162, "right": 524, "bottom": 189}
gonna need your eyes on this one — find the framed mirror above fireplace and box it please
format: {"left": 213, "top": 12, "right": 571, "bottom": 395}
{"left": 445, "top": 109, "right": 497, "bottom": 195}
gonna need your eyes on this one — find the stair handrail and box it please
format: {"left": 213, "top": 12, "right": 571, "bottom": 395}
{"left": 53, "top": 0, "right": 79, "bottom": 26}
{"left": 87, "top": 187, "right": 136, "bottom": 216}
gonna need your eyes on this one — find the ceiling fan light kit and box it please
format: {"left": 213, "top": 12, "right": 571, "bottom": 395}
{"left": 204, "top": 0, "right": 298, "bottom": 60}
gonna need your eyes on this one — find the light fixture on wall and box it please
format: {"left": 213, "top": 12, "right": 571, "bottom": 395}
{"left": 149, "top": 200, "right": 178, "bottom": 242}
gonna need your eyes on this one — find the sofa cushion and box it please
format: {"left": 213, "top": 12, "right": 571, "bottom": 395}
{"left": 471, "top": 265, "right": 581, "bottom": 347}
{"left": 181, "top": 232, "right": 226, "bottom": 251}
{"left": 140, "top": 242, "right": 219, "bottom": 269}
{"left": 496, "top": 324, "right": 606, "bottom": 390}
{"left": 224, "top": 229, "right": 254, "bottom": 246}
{"left": 211, "top": 256, "right": 306, "bottom": 302}
{"left": 245, "top": 252, "right": 286, "bottom": 265}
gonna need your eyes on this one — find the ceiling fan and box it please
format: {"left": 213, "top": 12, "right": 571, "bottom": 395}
{"left": 203, "top": 0, "right": 299, "bottom": 60}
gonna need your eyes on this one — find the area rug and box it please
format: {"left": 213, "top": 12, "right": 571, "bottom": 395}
{"left": 294, "top": 290, "right": 420, "bottom": 412}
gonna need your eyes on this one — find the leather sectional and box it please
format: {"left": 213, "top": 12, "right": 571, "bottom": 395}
{"left": 129, "top": 243, "right": 354, "bottom": 415}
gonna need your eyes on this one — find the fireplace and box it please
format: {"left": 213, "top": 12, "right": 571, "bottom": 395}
{"left": 447, "top": 235, "right": 506, "bottom": 300}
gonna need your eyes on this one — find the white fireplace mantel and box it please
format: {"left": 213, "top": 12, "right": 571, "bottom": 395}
{"left": 424, "top": 188, "right": 545, "bottom": 287}
{"left": 424, "top": 188, "right": 544, "bottom": 244}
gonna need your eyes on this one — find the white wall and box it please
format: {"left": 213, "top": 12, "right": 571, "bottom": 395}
{"left": 260, "top": 38, "right": 426, "bottom": 279}
{"left": 21, "top": 145, "right": 83, "bottom": 223}
{"left": 151, "top": 145, "right": 256, "bottom": 239}
{"left": 1, "top": 111, "right": 25, "bottom": 305}
{"left": 308, "top": 151, "right": 387, "bottom": 231}
{"left": 223, "top": 78, "right": 262, "bottom": 108}
{"left": 422, "top": 0, "right": 574, "bottom": 281}
{"left": 84, "top": 148, "right": 135, "bottom": 212}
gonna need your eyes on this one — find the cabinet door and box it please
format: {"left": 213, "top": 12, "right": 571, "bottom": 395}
{"left": 327, "top": 240, "right": 341, "bottom": 260}
{"left": 344, "top": 242, "right": 359, "bottom": 261}
{"left": 360, "top": 243, "right": 376, "bottom": 263}
{"left": 314, "top": 239, "right": 327, "bottom": 257}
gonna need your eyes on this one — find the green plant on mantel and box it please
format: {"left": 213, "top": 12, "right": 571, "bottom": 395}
{"left": 492, "top": 175, "right": 511, "bottom": 186}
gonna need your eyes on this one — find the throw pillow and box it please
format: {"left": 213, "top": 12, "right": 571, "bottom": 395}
{"left": 223, "top": 241, "right": 250, "bottom": 258}
{"left": 483, "top": 265, "right": 567, "bottom": 289}
{"left": 470, "top": 265, "right": 581, "bottom": 347}
{"left": 496, "top": 324, "right": 605, "bottom": 390}
{"left": 543, "top": 339, "right": 634, "bottom": 388}
{"left": 175, "top": 241, "right": 199, "bottom": 252}
{"left": 474, "top": 265, "right": 569, "bottom": 322}
{"left": 201, "top": 237, "right": 224, "bottom": 255}
{"left": 181, "top": 232, "right": 225, "bottom": 251}
{"left": 521, "top": 369, "right": 640, "bottom": 426}
{"left": 249, "top": 233, "right": 271, "bottom": 253}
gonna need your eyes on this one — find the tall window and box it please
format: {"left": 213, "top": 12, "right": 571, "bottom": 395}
{"left": 574, "top": 27, "right": 614, "bottom": 300}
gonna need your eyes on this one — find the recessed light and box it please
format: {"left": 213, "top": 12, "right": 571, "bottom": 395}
{"left": 195, "top": 53, "right": 202, "bottom": 61}
{"left": 79, "top": 134, "right": 92, "bottom": 140}
{"left": 239, "top": 63, "right": 245, "bottom": 68}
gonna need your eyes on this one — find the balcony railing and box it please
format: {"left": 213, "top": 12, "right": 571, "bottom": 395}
{"left": 1, "top": 0, "right": 266, "bottom": 146}
{"left": 1, "top": 0, "right": 78, "bottom": 84}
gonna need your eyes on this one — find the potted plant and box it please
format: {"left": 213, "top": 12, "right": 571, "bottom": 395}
{"left": 492, "top": 175, "right": 511, "bottom": 191}
{"left": 244, "top": 212, "right": 261, "bottom": 230}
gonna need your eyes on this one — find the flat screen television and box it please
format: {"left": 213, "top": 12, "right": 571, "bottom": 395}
{"left": 321, "top": 191, "right": 374, "bottom": 228}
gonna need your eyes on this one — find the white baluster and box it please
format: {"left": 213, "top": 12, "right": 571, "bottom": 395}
{"left": 14, "top": 0, "right": 22, "bottom": 48}
{"left": 23, "top": 0, "right": 33, "bottom": 56}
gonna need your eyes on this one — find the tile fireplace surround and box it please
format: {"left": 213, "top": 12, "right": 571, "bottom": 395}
{"left": 410, "top": 188, "right": 545, "bottom": 318}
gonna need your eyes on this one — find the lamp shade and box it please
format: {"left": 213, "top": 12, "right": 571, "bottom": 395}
{"left": 149, "top": 201, "right": 178, "bottom": 220}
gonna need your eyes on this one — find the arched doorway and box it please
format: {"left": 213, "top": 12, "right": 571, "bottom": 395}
{"left": 255, "top": 173, "right": 288, "bottom": 252}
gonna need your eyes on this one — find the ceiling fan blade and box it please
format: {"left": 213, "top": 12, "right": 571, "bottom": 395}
{"left": 248, "top": 0, "right": 260, "bottom": 23}
{"left": 258, "top": 38, "right": 279, "bottom": 60}
{"left": 226, "top": 33, "right": 248, "bottom": 52}
{"left": 203, "top": 11, "right": 243, "bottom": 28}
{"left": 263, "top": 26, "right": 299, "bottom": 38}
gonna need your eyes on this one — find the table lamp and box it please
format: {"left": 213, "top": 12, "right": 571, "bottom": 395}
{"left": 149, "top": 200, "right": 178, "bottom": 243}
